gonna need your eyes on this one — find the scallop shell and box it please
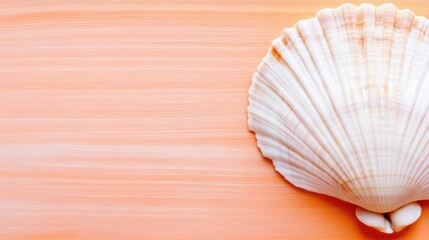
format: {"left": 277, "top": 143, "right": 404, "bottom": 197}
{"left": 248, "top": 3, "right": 429, "bottom": 233}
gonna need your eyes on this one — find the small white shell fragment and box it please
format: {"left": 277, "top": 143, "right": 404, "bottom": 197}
{"left": 355, "top": 207, "right": 393, "bottom": 234}
{"left": 388, "top": 202, "right": 422, "bottom": 232}
{"left": 248, "top": 2, "right": 429, "bottom": 233}
{"left": 356, "top": 202, "right": 422, "bottom": 233}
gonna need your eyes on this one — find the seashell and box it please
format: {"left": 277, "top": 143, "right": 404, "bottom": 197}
{"left": 247, "top": 3, "right": 429, "bottom": 233}
{"left": 355, "top": 202, "right": 421, "bottom": 233}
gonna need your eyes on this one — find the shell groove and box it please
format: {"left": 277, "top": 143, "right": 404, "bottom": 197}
{"left": 248, "top": 3, "right": 429, "bottom": 233}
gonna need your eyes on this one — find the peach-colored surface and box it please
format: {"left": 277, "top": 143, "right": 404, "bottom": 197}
{"left": 1, "top": 1, "right": 429, "bottom": 239}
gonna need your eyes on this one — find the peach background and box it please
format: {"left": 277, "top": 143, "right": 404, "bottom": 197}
{"left": 1, "top": 0, "right": 429, "bottom": 239}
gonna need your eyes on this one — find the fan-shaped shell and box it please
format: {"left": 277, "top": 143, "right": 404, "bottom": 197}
{"left": 248, "top": 3, "right": 429, "bottom": 233}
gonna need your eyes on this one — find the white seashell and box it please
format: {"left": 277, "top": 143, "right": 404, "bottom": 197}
{"left": 388, "top": 202, "right": 422, "bottom": 232}
{"left": 355, "top": 207, "right": 393, "bottom": 234}
{"left": 248, "top": 3, "right": 429, "bottom": 233}
{"left": 355, "top": 202, "right": 421, "bottom": 233}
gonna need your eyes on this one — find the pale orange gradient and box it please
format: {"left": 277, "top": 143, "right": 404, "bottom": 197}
{"left": 1, "top": 1, "right": 429, "bottom": 239}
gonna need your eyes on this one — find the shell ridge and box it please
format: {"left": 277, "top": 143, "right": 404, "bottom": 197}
{"left": 401, "top": 53, "right": 429, "bottom": 200}
{"left": 389, "top": 10, "right": 419, "bottom": 207}
{"left": 297, "top": 10, "right": 378, "bottom": 188}
{"left": 322, "top": 6, "right": 388, "bottom": 208}
{"left": 249, "top": 64, "right": 352, "bottom": 195}
{"left": 378, "top": 4, "right": 396, "bottom": 208}
{"left": 373, "top": 5, "right": 390, "bottom": 211}
{"left": 249, "top": 99, "right": 356, "bottom": 200}
{"left": 294, "top": 15, "right": 366, "bottom": 186}
{"left": 268, "top": 33, "right": 360, "bottom": 186}
{"left": 334, "top": 5, "right": 376, "bottom": 199}
{"left": 260, "top": 44, "right": 358, "bottom": 197}
{"left": 362, "top": 4, "right": 387, "bottom": 211}
{"left": 337, "top": 1, "right": 370, "bottom": 172}
{"left": 315, "top": 8, "right": 375, "bottom": 206}
{"left": 397, "top": 17, "right": 429, "bottom": 205}
{"left": 272, "top": 155, "right": 346, "bottom": 197}
{"left": 399, "top": 19, "right": 429, "bottom": 168}
{"left": 254, "top": 123, "right": 352, "bottom": 198}
{"left": 336, "top": 4, "right": 379, "bottom": 204}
